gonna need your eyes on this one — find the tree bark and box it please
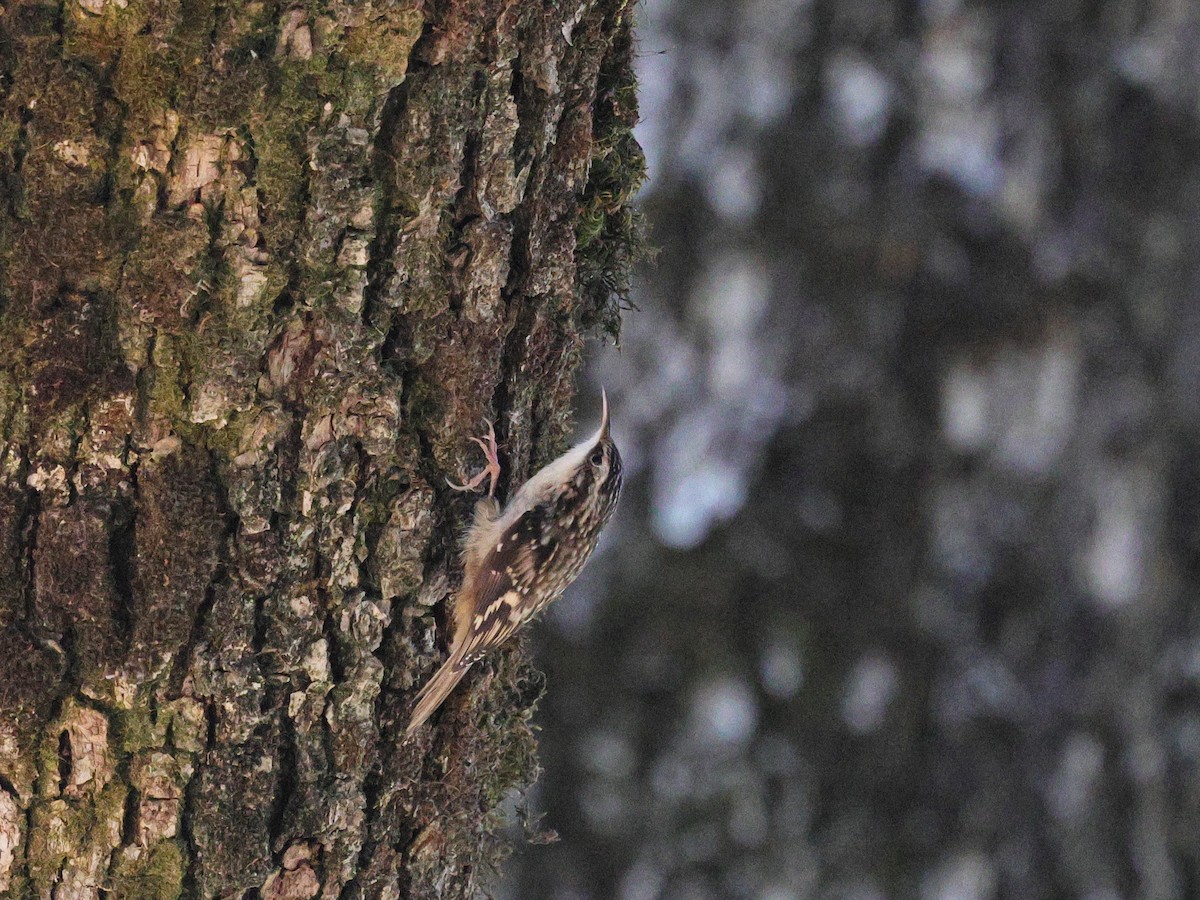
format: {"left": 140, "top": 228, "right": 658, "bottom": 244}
{"left": 0, "top": 0, "right": 642, "bottom": 896}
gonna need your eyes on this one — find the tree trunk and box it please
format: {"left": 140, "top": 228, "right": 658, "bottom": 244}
{"left": 0, "top": 0, "right": 641, "bottom": 896}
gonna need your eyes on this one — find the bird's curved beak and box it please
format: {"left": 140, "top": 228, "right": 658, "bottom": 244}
{"left": 599, "top": 387, "right": 611, "bottom": 441}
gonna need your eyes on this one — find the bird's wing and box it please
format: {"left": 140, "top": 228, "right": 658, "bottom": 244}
{"left": 454, "top": 501, "right": 560, "bottom": 665}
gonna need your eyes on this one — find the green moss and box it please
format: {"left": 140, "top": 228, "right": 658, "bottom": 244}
{"left": 144, "top": 333, "right": 189, "bottom": 425}
{"left": 480, "top": 723, "right": 539, "bottom": 812}
{"left": 0, "top": 119, "right": 22, "bottom": 151}
{"left": 471, "top": 652, "right": 545, "bottom": 812}
{"left": 94, "top": 777, "right": 129, "bottom": 830}
{"left": 108, "top": 840, "right": 186, "bottom": 900}
{"left": 27, "top": 783, "right": 128, "bottom": 889}
{"left": 165, "top": 698, "right": 207, "bottom": 753}
{"left": 399, "top": 373, "right": 443, "bottom": 430}
{"left": 0, "top": 370, "right": 21, "bottom": 442}
{"left": 341, "top": 5, "right": 425, "bottom": 86}
{"left": 113, "top": 35, "right": 178, "bottom": 124}
{"left": 574, "top": 6, "right": 649, "bottom": 340}
{"left": 142, "top": 328, "right": 237, "bottom": 450}
{"left": 172, "top": 2, "right": 277, "bottom": 131}
{"left": 33, "top": 733, "right": 60, "bottom": 803}
{"left": 63, "top": 0, "right": 150, "bottom": 65}
{"left": 251, "top": 64, "right": 322, "bottom": 253}
{"left": 339, "top": 62, "right": 391, "bottom": 118}
{"left": 1, "top": 874, "right": 33, "bottom": 898}
{"left": 113, "top": 702, "right": 166, "bottom": 754}
{"left": 175, "top": 0, "right": 220, "bottom": 70}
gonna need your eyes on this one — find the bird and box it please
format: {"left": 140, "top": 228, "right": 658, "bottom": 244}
{"left": 405, "top": 390, "right": 623, "bottom": 736}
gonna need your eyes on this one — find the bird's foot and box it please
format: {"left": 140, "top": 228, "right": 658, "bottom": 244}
{"left": 447, "top": 419, "right": 501, "bottom": 499}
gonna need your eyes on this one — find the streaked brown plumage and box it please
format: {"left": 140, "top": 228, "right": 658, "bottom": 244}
{"left": 406, "top": 391, "right": 622, "bottom": 736}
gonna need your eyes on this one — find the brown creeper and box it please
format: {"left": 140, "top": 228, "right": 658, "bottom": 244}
{"left": 406, "top": 391, "right": 623, "bottom": 736}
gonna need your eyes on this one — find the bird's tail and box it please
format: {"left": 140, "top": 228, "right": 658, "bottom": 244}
{"left": 406, "top": 649, "right": 472, "bottom": 737}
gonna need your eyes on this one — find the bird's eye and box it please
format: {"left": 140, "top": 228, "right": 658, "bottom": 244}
{"left": 589, "top": 448, "right": 605, "bottom": 467}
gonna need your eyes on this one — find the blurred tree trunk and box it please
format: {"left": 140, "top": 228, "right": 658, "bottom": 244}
{"left": 0, "top": 0, "right": 640, "bottom": 896}
{"left": 509, "top": 3, "right": 1200, "bottom": 898}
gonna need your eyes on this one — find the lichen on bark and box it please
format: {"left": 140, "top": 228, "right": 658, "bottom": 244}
{"left": 0, "top": 0, "right": 643, "bottom": 896}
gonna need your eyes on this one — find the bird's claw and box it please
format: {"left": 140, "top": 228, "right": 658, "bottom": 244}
{"left": 447, "top": 420, "right": 501, "bottom": 498}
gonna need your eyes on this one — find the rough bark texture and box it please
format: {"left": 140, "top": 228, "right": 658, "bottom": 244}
{"left": 0, "top": 0, "right": 642, "bottom": 896}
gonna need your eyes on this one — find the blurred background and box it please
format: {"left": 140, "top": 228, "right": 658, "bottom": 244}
{"left": 503, "top": 0, "right": 1200, "bottom": 897}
